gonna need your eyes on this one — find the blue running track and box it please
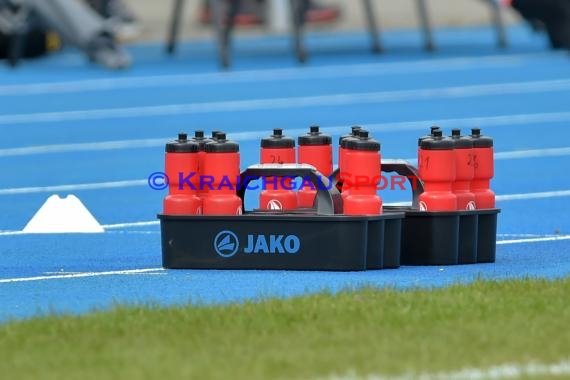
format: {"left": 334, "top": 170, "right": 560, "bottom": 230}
{"left": 0, "top": 25, "right": 569, "bottom": 321}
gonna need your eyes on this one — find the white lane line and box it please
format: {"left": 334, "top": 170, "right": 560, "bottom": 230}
{"left": 2, "top": 79, "right": 570, "bottom": 125}
{"left": 498, "top": 233, "right": 558, "bottom": 238}
{"left": 1, "top": 169, "right": 570, "bottom": 202}
{"left": 497, "top": 235, "right": 570, "bottom": 245}
{"left": 3, "top": 112, "right": 570, "bottom": 158}
{"left": 0, "top": 231, "right": 26, "bottom": 236}
{"left": 390, "top": 190, "right": 570, "bottom": 206}
{"left": 402, "top": 145, "right": 570, "bottom": 163}
{"left": 329, "top": 359, "right": 570, "bottom": 380}
{"left": 0, "top": 237, "right": 569, "bottom": 284}
{"left": 495, "top": 147, "right": 570, "bottom": 160}
{"left": 106, "top": 231, "right": 160, "bottom": 235}
{"left": 496, "top": 190, "right": 570, "bottom": 202}
{"left": 102, "top": 221, "right": 160, "bottom": 229}
{"left": 0, "top": 180, "right": 146, "bottom": 195}
{"left": 0, "top": 138, "right": 166, "bottom": 157}
{"left": 0, "top": 54, "right": 544, "bottom": 96}
{"left": 0, "top": 268, "right": 164, "bottom": 284}
{"left": 0, "top": 221, "right": 161, "bottom": 236}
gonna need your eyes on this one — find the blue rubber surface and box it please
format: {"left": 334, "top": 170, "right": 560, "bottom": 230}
{"left": 0, "top": 25, "right": 569, "bottom": 322}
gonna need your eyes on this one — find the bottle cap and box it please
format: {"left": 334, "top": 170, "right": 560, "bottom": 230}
{"left": 420, "top": 130, "right": 454, "bottom": 150}
{"left": 166, "top": 132, "right": 200, "bottom": 153}
{"left": 261, "top": 128, "right": 295, "bottom": 149}
{"left": 204, "top": 133, "right": 240, "bottom": 153}
{"left": 298, "top": 125, "right": 332, "bottom": 146}
{"left": 470, "top": 128, "right": 494, "bottom": 148}
{"left": 450, "top": 129, "right": 473, "bottom": 149}
{"left": 345, "top": 130, "right": 381, "bottom": 151}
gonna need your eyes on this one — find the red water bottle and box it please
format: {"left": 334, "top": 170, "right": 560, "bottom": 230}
{"left": 202, "top": 133, "right": 243, "bottom": 215}
{"left": 342, "top": 130, "right": 382, "bottom": 215}
{"left": 450, "top": 129, "right": 476, "bottom": 210}
{"left": 418, "top": 130, "right": 457, "bottom": 211}
{"left": 297, "top": 126, "right": 333, "bottom": 208}
{"left": 338, "top": 126, "right": 362, "bottom": 172}
{"left": 192, "top": 130, "right": 213, "bottom": 201}
{"left": 418, "top": 126, "right": 441, "bottom": 167}
{"left": 163, "top": 133, "right": 202, "bottom": 215}
{"left": 338, "top": 126, "right": 362, "bottom": 195}
{"left": 470, "top": 128, "right": 495, "bottom": 209}
{"left": 260, "top": 129, "right": 297, "bottom": 211}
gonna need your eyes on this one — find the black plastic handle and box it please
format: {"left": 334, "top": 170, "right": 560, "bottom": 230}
{"left": 380, "top": 159, "right": 424, "bottom": 209}
{"left": 332, "top": 159, "right": 424, "bottom": 209}
{"left": 238, "top": 164, "right": 343, "bottom": 215}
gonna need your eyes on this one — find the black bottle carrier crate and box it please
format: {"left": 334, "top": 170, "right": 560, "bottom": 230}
{"left": 382, "top": 160, "right": 500, "bottom": 266}
{"left": 159, "top": 161, "right": 499, "bottom": 270}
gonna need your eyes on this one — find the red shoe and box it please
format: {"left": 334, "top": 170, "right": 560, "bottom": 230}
{"left": 198, "top": 9, "right": 263, "bottom": 26}
{"left": 198, "top": 0, "right": 264, "bottom": 26}
{"left": 305, "top": 1, "right": 341, "bottom": 24}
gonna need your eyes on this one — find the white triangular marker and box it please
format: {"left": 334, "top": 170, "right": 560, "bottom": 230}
{"left": 23, "top": 195, "right": 104, "bottom": 234}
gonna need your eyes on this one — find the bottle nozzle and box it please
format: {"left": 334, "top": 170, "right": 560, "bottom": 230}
{"left": 178, "top": 132, "right": 188, "bottom": 142}
{"left": 351, "top": 126, "right": 362, "bottom": 136}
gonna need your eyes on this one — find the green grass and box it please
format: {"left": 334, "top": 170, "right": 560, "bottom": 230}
{"left": 1, "top": 278, "right": 569, "bottom": 380}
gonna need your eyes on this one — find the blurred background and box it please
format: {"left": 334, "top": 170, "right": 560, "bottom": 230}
{"left": 4, "top": 0, "right": 569, "bottom": 70}
{"left": 3, "top": 0, "right": 570, "bottom": 72}
{"left": 132, "top": 0, "right": 519, "bottom": 40}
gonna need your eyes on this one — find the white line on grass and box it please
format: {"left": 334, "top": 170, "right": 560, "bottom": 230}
{"left": 2, "top": 79, "right": 570, "bottom": 125}
{"left": 0, "top": 268, "right": 164, "bottom": 284}
{"left": 0, "top": 54, "right": 546, "bottom": 96}
{"left": 329, "top": 359, "right": 570, "bottom": 380}
{"left": 3, "top": 111, "right": 570, "bottom": 157}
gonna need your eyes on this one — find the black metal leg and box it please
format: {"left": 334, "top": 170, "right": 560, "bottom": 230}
{"left": 224, "top": 0, "right": 241, "bottom": 68}
{"left": 8, "top": 31, "right": 25, "bottom": 67}
{"left": 416, "top": 0, "right": 435, "bottom": 51}
{"left": 362, "top": 0, "right": 382, "bottom": 53}
{"left": 290, "top": 0, "right": 308, "bottom": 63}
{"left": 211, "top": 0, "right": 227, "bottom": 67}
{"left": 489, "top": 0, "right": 507, "bottom": 48}
{"left": 4, "top": 6, "right": 31, "bottom": 68}
{"left": 166, "top": 0, "right": 185, "bottom": 54}
{"left": 212, "top": 0, "right": 240, "bottom": 68}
